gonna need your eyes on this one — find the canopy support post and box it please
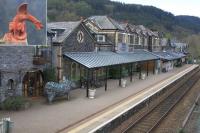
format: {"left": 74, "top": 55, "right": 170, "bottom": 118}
{"left": 86, "top": 69, "right": 89, "bottom": 97}
{"left": 147, "top": 61, "right": 149, "bottom": 76}
{"left": 153, "top": 60, "right": 156, "bottom": 74}
{"left": 80, "top": 65, "right": 82, "bottom": 87}
{"left": 105, "top": 67, "right": 108, "bottom": 91}
{"left": 130, "top": 63, "right": 133, "bottom": 82}
{"left": 119, "top": 65, "right": 122, "bottom": 86}
{"left": 139, "top": 62, "right": 142, "bottom": 79}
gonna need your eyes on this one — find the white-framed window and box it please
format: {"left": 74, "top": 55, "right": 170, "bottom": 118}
{"left": 127, "top": 34, "right": 131, "bottom": 44}
{"left": 77, "top": 31, "right": 84, "bottom": 43}
{"left": 130, "top": 35, "right": 134, "bottom": 44}
{"left": 141, "top": 37, "right": 145, "bottom": 46}
{"left": 71, "top": 63, "right": 76, "bottom": 80}
{"left": 135, "top": 35, "right": 139, "bottom": 45}
{"left": 122, "top": 34, "right": 126, "bottom": 43}
{"left": 97, "top": 35, "right": 105, "bottom": 42}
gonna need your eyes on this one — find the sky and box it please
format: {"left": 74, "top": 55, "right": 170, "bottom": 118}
{"left": 111, "top": 0, "right": 200, "bottom": 18}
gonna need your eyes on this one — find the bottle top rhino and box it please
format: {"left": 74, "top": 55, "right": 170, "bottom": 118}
{"left": 3, "top": 3, "right": 43, "bottom": 44}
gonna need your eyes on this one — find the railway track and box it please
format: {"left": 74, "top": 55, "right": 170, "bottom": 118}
{"left": 123, "top": 68, "right": 200, "bottom": 133}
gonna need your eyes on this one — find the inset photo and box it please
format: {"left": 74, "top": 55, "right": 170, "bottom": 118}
{"left": 0, "top": 0, "right": 46, "bottom": 45}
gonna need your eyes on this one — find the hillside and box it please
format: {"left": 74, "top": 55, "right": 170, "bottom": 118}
{"left": 47, "top": 0, "right": 200, "bottom": 40}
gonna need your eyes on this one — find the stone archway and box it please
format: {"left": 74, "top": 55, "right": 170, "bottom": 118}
{"left": 22, "top": 70, "right": 44, "bottom": 97}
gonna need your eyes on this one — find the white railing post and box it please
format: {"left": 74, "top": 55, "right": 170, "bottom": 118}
{"left": 0, "top": 118, "right": 14, "bottom": 133}
{"left": 0, "top": 120, "right": 3, "bottom": 133}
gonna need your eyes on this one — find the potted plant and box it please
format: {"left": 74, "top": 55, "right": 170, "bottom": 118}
{"left": 141, "top": 73, "right": 146, "bottom": 80}
{"left": 88, "top": 88, "right": 96, "bottom": 99}
{"left": 155, "top": 69, "right": 159, "bottom": 75}
{"left": 121, "top": 79, "right": 127, "bottom": 88}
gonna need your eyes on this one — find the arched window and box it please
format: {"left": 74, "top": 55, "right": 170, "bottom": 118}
{"left": 7, "top": 79, "right": 14, "bottom": 90}
{"left": 71, "top": 62, "right": 77, "bottom": 80}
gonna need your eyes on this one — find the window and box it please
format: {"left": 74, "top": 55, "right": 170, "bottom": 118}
{"left": 118, "top": 33, "right": 126, "bottom": 43}
{"left": 141, "top": 37, "right": 145, "bottom": 46}
{"left": 135, "top": 35, "right": 139, "bottom": 45}
{"left": 97, "top": 35, "right": 105, "bottom": 42}
{"left": 127, "top": 34, "right": 130, "bottom": 44}
{"left": 71, "top": 63, "right": 77, "bottom": 80}
{"left": 122, "top": 34, "right": 126, "bottom": 43}
{"left": 71, "top": 62, "right": 81, "bottom": 81}
{"left": 7, "top": 79, "right": 14, "bottom": 90}
{"left": 130, "top": 35, "right": 134, "bottom": 44}
{"left": 118, "top": 34, "right": 123, "bottom": 43}
{"left": 77, "top": 31, "right": 84, "bottom": 43}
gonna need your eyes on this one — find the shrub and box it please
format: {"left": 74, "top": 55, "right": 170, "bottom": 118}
{"left": 109, "top": 66, "right": 129, "bottom": 79}
{"left": 1, "top": 96, "right": 27, "bottom": 111}
{"left": 179, "top": 129, "right": 185, "bottom": 133}
{"left": 43, "top": 67, "right": 57, "bottom": 82}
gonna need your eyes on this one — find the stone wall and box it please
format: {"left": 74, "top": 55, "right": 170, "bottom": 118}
{"left": 0, "top": 45, "right": 35, "bottom": 102}
{"left": 0, "top": 45, "right": 34, "bottom": 71}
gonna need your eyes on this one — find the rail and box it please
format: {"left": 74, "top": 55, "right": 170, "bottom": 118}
{"left": 123, "top": 68, "right": 200, "bottom": 133}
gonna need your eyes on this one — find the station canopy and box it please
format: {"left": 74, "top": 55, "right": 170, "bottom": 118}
{"left": 63, "top": 50, "right": 159, "bottom": 69}
{"left": 153, "top": 51, "right": 186, "bottom": 61}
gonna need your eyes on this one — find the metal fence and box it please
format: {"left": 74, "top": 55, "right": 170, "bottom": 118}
{"left": 0, "top": 118, "right": 14, "bottom": 133}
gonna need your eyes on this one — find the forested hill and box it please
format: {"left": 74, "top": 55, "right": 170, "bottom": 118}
{"left": 48, "top": 0, "right": 200, "bottom": 39}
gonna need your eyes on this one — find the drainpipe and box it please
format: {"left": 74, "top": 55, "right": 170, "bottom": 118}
{"left": 114, "top": 31, "right": 118, "bottom": 52}
{"left": 57, "top": 44, "right": 62, "bottom": 83}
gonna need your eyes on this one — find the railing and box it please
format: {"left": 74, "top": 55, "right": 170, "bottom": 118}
{"left": 0, "top": 121, "right": 3, "bottom": 133}
{"left": 0, "top": 118, "right": 14, "bottom": 133}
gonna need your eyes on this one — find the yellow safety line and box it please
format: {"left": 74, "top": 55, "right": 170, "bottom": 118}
{"left": 66, "top": 65, "right": 198, "bottom": 133}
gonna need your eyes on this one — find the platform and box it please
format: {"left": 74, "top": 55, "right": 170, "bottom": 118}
{"left": 64, "top": 64, "right": 199, "bottom": 133}
{"left": 0, "top": 65, "right": 198, "bottom": 133}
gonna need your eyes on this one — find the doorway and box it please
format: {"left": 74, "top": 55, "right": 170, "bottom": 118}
{"left": 23, "top": 70, "right": 44, "bottom": 97}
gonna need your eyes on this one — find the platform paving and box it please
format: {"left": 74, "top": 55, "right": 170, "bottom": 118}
{"left": 0, "top": 65, "right": 194, "bottom": 133}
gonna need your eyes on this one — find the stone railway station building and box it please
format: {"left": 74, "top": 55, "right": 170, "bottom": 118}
{"left": 0, "top": 15, "right": 187, "bottom": 102}
{"left": 47, "top": 16, "right": 187, "bottom": 97}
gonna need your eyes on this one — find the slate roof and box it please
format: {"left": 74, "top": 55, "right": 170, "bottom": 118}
{"left": 63, "top": 50, "right": 159, "bottom": 69}
{"left": 167, "top": 51, "right": 186, "bottom": 58}
{"left": 87, "top": 16, "right": 124, "bottom": 30}
{"left": 125, "top": 24, "right": 158, "bottom": 37}
{"left": 153, "top": 51, "right": 186, "bottom": 61}
{"left": 47, "top": 21, "right": 81, "bottom": 43}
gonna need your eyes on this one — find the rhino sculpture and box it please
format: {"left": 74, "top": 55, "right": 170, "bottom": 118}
{"left": 44, "top": 80, "right": 75, "bottom": 103}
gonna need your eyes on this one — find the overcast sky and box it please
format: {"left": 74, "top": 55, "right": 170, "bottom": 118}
{"left": 111, "top": 0, "right": 200, "bottom": 18}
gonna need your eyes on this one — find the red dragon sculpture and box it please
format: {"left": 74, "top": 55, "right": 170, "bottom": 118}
{"left": 3, "top": 3, "right": 43, "bottom": 44}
